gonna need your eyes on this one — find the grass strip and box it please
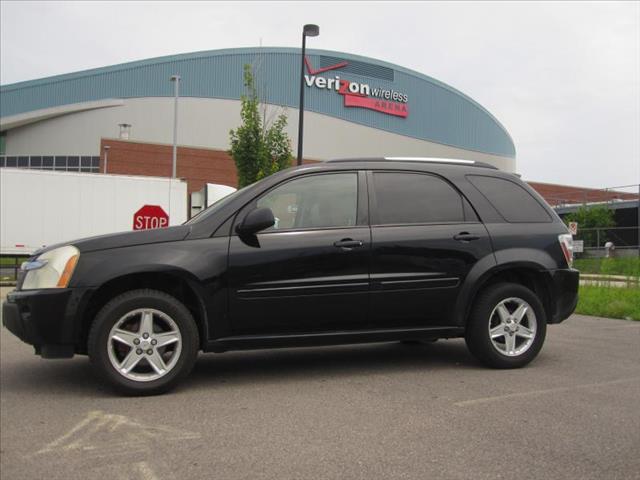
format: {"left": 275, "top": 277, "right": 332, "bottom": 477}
{"left": 574, "top": 257, "right": 639, "bottom": 277}
{"left": 576, "top": 285, "right": 640, "bottom": 321}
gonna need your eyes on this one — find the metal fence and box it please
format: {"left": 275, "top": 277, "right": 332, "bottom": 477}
{"left": 549, "top": 184, "right": 639, "bottom": 255}
{"left": 0, "top": 256, "right": 25, "bottom": 284}
{"left": 574, "top": 226, "right": 638, "bottom": 250}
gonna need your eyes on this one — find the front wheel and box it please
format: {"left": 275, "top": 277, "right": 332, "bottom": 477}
{"left": 465, "top": 283, "right": 547, "bottom": 369}
{"left": 88, "top": 289, "right": 199, "bottom": 395}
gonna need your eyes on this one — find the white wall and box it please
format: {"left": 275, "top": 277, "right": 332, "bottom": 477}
{"left": 4, "top": 97, "right": 515, "bottom": 171}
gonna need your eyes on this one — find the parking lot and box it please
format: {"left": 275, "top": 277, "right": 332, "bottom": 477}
{"left": 1, "top": 287, "right": 639, "bottom": 480}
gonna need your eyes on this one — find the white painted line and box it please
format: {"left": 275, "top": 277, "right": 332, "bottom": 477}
{"left": 134, "top": 461, "right": 160, "bottom": 480}
{"left": 455, "top": 376, "right": 640, "bottom": 407}
{"left": 34, "top": 410, "right": 200, "bottom": 457}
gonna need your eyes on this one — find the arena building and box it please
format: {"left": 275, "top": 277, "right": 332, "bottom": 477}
{"left": 0, "top": 47, "right": 516, "bottom": 193}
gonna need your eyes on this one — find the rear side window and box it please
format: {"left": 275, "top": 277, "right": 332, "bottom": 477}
{"left": 372, "top": 172, "right": 471, "bottom": 225}
{"left": 467, "top": 175, "right": 551, "bottom": 223}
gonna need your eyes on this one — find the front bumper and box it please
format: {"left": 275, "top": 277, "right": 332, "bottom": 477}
{"left": 2, "top": 288, "right": 91, "bottom": 358}
{"left": 548, "top": 268, "right": 579, "bottom": 324}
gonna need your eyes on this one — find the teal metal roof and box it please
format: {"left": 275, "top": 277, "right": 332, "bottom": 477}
{"left": 0, "top": 47, "right": 515, "bottom": 157}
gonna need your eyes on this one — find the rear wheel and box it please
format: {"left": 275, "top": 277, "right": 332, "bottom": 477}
{"left": 465, "top": 283, "right": 546, "bottom": 368}
{"left": 88, "top": 289, "right": 199, "bottom": 395}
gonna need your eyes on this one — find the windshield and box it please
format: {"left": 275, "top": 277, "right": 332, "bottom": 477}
{"left": 184, "top": 182, "right": 255, "bottom": 225}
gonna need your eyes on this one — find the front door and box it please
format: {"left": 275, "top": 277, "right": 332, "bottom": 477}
{"left": 368, "top": 171, "right": 493, "bottom": 328}
{"left": 228, "top": 171, "right": 370, "bottom": 335}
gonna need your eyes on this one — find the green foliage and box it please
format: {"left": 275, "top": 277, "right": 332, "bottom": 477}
{"left": 565, "top": 205, "right": 615, "bottom": 247}
{"left": 576, "top": 285, "right": 640, "bottom": 320}
{"left": 565, "top": 205, "right": 615, "bottom": 229}
{"left": 574, "top": 257, "right": 640, "bottom": 278}
{"left": 229, "top": 64, "right": 293, "bottom": 187}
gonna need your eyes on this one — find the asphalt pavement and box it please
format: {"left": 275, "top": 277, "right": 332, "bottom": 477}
{"left": 1, "top": 287, "right": 639, "bottom": 480}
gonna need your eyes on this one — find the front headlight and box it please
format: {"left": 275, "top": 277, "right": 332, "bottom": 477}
{"left": 22, "top": 245, "right": 80, "bottom": 290}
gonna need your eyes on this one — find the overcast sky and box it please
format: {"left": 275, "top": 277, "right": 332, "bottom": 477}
{"left": 1, "top": 1, "right": 638, "bottom": 188}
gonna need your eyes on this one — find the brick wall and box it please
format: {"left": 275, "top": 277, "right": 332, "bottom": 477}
{"left": 528, "top": 181, "right": 638, "bottom": 207}
{"left": 99, "top": 139, "right": 636, "bottom": 205}
{"left": 100, "top": 139, "right": 238, "bottom": 194}
{"left": 99, "top": 139, "right": 318, "bottom": 194}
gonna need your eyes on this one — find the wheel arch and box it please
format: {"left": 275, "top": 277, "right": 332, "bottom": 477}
{"left": 457, "top": 262, "right": 556, "bottom": 328}
{"left": 77, "top": 269, "right": 209, "bottom": 354}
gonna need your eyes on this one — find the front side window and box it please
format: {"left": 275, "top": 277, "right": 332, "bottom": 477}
{"left": 257, "top": 173, "right": 358, "bottom": 230}
{"left": 372, "top": 172, "right": 467, "bottom": 225}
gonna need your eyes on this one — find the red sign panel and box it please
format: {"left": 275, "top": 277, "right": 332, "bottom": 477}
{"left": 343, "top": 94, "right": 409, "bottom": 118}
{"left": 133, "top": 205, "right": 169, "bottom": 230}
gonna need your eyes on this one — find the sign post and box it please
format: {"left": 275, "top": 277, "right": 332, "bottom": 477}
{"left": 133, "top": 205, "right": 169, "bottom": 230}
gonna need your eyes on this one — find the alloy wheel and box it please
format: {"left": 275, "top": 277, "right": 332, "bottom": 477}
{"left": 107, "top": 308, "right": 182, "bottom": 382}
{"left": 488, "top": 297, "right": 537, "bottom": 357}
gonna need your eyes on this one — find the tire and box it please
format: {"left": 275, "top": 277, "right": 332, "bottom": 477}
{"left": 465, "top": 283, "right": 547, "bottom": 369}
{"left": 88, "top": 289, "right": 199, "bottom": 395}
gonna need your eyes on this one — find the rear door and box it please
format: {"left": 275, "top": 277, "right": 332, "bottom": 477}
{"left": 227, "top": 171, "right": 371, "bottom": 335}
{"left": 368, "top": 170, "right": 493, "bottom": 328}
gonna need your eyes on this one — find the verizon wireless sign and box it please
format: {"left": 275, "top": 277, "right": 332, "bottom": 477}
{"left": 303, "top": 57, "right": 409, "bottom": 118}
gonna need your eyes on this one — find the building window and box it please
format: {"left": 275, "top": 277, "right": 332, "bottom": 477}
{"left": 0, "top": 154, "right": 102, "bottom": 173}
{"left": 0, "top": 131, "right": 6, "bottom": 155}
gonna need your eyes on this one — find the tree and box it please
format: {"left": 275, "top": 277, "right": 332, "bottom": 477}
{"left": 564, "top": 205, "right": 616, "bottom": 247}
{"left": 229, "top": 64, "right": 293, "bottom": 187}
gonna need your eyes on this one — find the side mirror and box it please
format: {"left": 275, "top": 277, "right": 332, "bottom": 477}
{"left": 236, "top": 207, "right": 275, "bottom": 235}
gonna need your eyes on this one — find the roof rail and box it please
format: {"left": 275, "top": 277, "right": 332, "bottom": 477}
{"left": 326, "top": 157, "right": 498, "bottom": 169}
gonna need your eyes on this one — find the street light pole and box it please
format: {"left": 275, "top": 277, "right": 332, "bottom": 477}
{"left": 297, "top": 24, "right": 319, "bottom": 166}
{"left": 170, "top": 75, "right": 181, "bottom": 178}
{"left": 103, "top": 145, "right": 110, "bottom": 174}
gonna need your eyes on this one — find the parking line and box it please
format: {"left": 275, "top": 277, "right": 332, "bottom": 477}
{"left": 454, "top": 376, "right": 640, "bottom": 407}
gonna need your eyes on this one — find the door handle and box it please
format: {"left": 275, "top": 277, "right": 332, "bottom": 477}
{"left": 334, "top": 239, "right": 364, "bottom": 250}
{"left": 453, "top": 232, "right": 480, "bottom": 242}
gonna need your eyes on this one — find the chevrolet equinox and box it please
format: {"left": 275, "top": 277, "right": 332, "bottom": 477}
{"left": 2, "top": 158, "right": 579, "bottom": 395}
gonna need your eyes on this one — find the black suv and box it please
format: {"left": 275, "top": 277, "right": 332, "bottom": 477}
{"left": 2, "top": 158, "right": 578, "bottom": 395}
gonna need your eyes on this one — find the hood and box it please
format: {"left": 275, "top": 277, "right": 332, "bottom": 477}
{"left": 33, "top": 225, "right": 191, "bottom": 255}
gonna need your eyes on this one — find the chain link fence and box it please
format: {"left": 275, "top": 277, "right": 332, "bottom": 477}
{"left": 574, "top": 227, "right": 639, "bottom": 254}
{"left": 550, "top": 184, "right": 639, "bottom": 257}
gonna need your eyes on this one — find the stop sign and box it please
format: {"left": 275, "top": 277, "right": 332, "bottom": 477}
{"left": 133, "top": 205, "right": 169, "bottom": 230}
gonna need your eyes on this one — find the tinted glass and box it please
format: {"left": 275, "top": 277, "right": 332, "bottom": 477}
{"left": 373, "top": 172, "right": 465, "bottom": 224}
{"left": 463, "top": 197, "right": 479, "bottom": 222}
{"left": 0, "top": 157, "right": 5, "bottom": 167}
{"left": 18, "top": 156, "right": 29, "bottom": 167}
{"left": 467, "top": 175, "right": 551, "bottom": 223}
{"left": 257, "top": 173, "right": 358, "bottom": 230}
{"left": 30, "top": 156, "right": 42, "bottom": 167}
{"left": 6, "top": 156, "right": 17, "bottom": 167}
{"left": 67, "top": 156, "right": 79, "bottom": 168}
{"left": 42, "top": 156, "right": 53, "bottom": 167}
